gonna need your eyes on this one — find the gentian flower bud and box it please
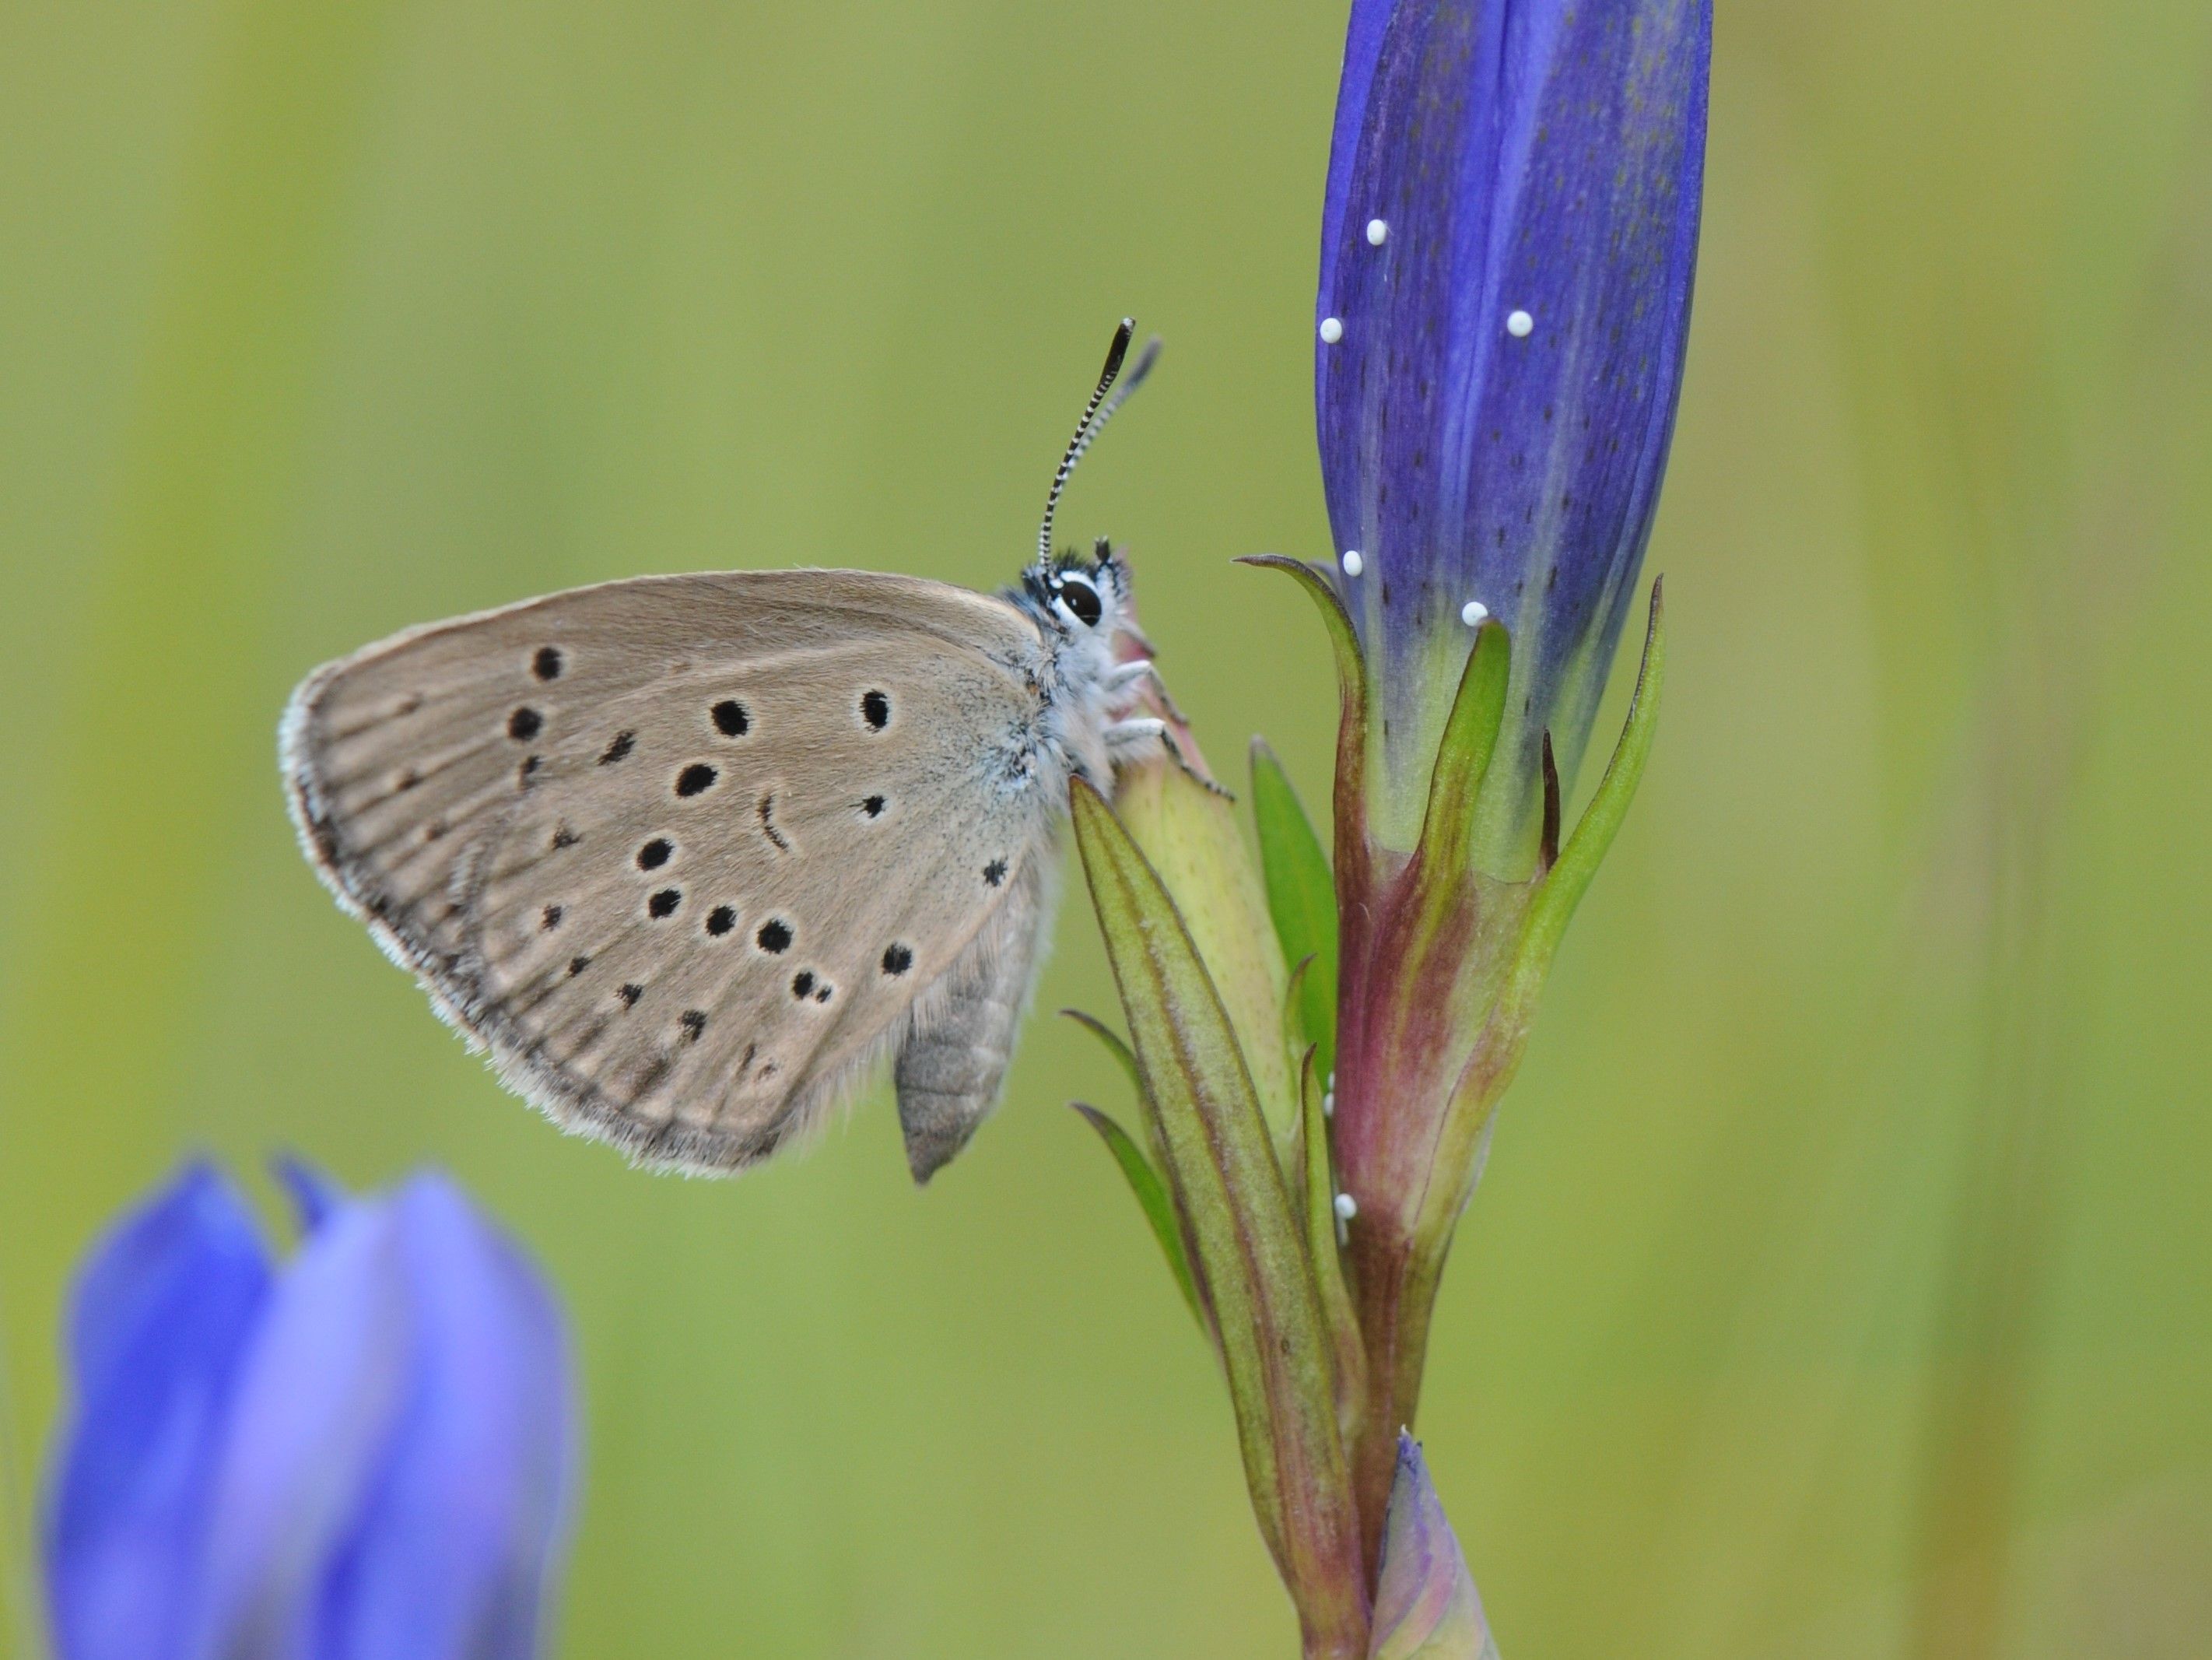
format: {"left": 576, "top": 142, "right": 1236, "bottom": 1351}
{"left": 1249, "top": 0, "right": 1709, "bottom": 1557}
{"left": 43, "top": 1161, "right": 576, "bottom": 1660}
{"left": 1368, "top": 1435, "right": 1495, "bottom": 1660}
{"left": 1315, "top": 0, "right": 1709, "bottom": 863}
{"left": 1067, "top": 0, "right": 1709, "bottom": 1639}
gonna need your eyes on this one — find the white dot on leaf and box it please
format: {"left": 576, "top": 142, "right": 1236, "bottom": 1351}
{"left": 1506, "top": 309, "right": 1534, "bottom": 338}
{"left": 1341, "top": 551, "right": 1364, "bottom": 577}
{"left": 1319, "top": 316, "right": 1344, "bottom": 344}
{"left": 1334, "top": 1192, "right": 1358, "bottom": 1220}
{"left": 1365, "top": 219, "right": 1389, "bottom": 246}
{"left": 1462, "top": 600, "right": 1489, "bottom": 626}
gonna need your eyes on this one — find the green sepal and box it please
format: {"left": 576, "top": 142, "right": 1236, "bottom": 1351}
{"left": 1071, "top": 778, "right": 1367, "bottom": 1648}
{"left": 1253, "top": 739, "right": 1339, "bottom": 1080}
{"left": 1070, "top": 1101, "right": 1206, "bottom": 1332}
{"left": 1412, "top": 620, "right": 1510, "bottom": 877}
{"left": 1500, "top": 581, "right": 1667, "bottom": 1021}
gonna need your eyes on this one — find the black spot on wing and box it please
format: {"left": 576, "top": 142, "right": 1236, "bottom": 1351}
{"left": 508, "top": 707, "right": 543, "bottom": 741}
{"left": 533, "top": 646, "right": 563, "bottom": 681}
{"left": 861, "top": 690, "right": 890, "bottom": 730}
{"left": 675, "top": 763, "right": 717, "bottom": 798}
{"left": 712, "top": 699, "right": 749, "bottom": 736}
{"left": 599, "top": 731, "right": 635, "bottom": 765}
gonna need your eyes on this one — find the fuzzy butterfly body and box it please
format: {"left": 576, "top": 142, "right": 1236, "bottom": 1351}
{"left": 282, "top": 319, "right": 1169, "bottom": 1181}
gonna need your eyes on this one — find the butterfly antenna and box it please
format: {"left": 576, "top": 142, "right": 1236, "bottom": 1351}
{"left": 1036, "top": 319, "right": 1162, "bottom": 570}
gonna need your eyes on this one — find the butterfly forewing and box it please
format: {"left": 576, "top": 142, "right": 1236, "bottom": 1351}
{"left": 283, "top": 570, "right": 1055, "bottom": 1171}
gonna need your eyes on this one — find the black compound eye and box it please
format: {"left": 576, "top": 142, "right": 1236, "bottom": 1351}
{"left": 1056, "top": 574, "right": 1103, "bottom": 629}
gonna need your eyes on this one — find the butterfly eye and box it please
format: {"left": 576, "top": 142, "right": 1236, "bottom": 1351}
{"left": 1056, "top": 573, "right": 1103, "bottom": 629}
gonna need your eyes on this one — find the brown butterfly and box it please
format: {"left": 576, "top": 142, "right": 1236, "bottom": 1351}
{"left": 283, "top": 324, "right": 1174, "bottom": 1181}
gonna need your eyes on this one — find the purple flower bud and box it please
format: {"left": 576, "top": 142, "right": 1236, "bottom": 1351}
{"left": 43, "top": 1163, "right": 577, "bottom": 1660}
{"left": 1368, "top": 1434, "right": 1496, "bottom": 1659}
{"left": 1316, "top": 0, "right": 1709, "bottom": 856}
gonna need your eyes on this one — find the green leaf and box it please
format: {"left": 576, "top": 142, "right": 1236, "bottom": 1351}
{"left": 1071, "top": 779, "right": 1366, "bottom": 1648}
{"left": 1502, "top": 581, "right": 1667, "bottom": 1015}
{"left": 1252, "top": 739, "right": 1339, "bottom": 1080}
{"left": 1070, "top": 1101, "right": 1205, "bottom": 1331}
{"left": 1061, "top": 1006, "right": 1144, "bottom": 1099}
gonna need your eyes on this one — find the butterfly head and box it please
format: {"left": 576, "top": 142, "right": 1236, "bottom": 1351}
{"left": 1021, "top": 539, "right": 1132, "bottom": 640}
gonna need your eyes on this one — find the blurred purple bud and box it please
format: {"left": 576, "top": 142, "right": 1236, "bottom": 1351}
{"left": 43, "top": 1163, "right": 577, "bottom": 1660}
{"left": 1367, "top": 1434, "right": 1498, "bottom": 1659}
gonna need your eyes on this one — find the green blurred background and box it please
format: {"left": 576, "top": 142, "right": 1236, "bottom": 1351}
{"left": 4, "top": 0, "right": 2209, "bottom": 1655}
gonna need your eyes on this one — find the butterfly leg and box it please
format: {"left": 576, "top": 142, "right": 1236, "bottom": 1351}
{"left": 1103, "top": 658, "right": 1190, "bottom": 725}
{"left": 1104, "top": 715, "right": 1170, "bottom": 756}
{"left": 1105, "top": 717, "right": 1236, "bottom": 799}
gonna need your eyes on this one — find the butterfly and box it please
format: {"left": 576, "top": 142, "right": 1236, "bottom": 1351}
{"left": 282, "top": 321, "right": 1177, "bottom": 1182}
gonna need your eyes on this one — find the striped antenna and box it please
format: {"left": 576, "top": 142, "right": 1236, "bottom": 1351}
{"left": 1036, "top": 319, "right": 1161, "bottom": 570}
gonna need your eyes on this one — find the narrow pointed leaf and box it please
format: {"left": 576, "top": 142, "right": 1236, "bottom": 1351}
{"left": 1071, "top": 779, "right": 1367, "bottom": 1650}
{"left": 1071, "top": 1102, "right": 1205, "bottom": 1330}
{"left": 1503, "top": 581, "right": 1666, "bottom": 1012}
{"left": 1062, "top": 1008, "right": 1144, "bottom": 1098}
{"left": 1061, "top": 1006, "right": 1173, "bottom": 1176}
{"left": 1253, "top": 740, "right": 1340, "bottom": 1079}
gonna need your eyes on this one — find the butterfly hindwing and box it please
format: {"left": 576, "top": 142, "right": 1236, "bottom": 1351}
{"left": 282, "top": 570, "right": 1057, "bottom": 1172}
